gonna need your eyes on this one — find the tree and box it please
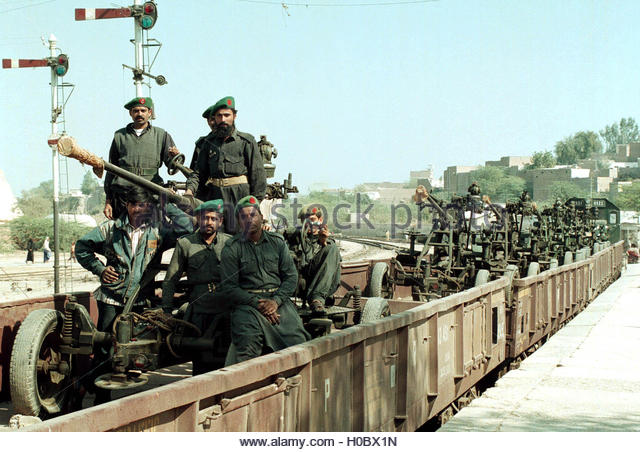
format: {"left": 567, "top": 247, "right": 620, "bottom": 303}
{"left": 554, "top": 131, "right": 602, "bottom": 164}
{"left": 615, "top": 181, "right": 640, "bottom": 211}
{"left": 80, "top": 170, "right": 100, "bottom": 195}
{"left": 528, "top": 151, "right": 556, "bottom": 169}
{"left": 14, "top": 180, "right": 54, "bottom": 218}
{"left": 468, "top": 167, "right": 526, "bottom": 202}
{"left": 599, "top": 117, "right": 640, "bottom": 155}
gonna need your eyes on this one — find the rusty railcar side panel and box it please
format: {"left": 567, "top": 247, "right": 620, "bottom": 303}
{"left": 0, "top": 292, "right": 97, "bottom": 398}
{"left": 24, "top": 280, "right": 509, "bottom": 432}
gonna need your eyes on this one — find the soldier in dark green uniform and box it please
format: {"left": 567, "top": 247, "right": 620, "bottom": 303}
{"left": 283, "top": 205, "right": 342, "bottom": 314}
{"left": 104, "top": 97, "right": 179, "bottom": 220}
{"left": 219, "top": 195, "right": 310, "bottom": 364}
{"left": 161, "top": 199, "right": 232, "bottom": 375}
{"left": 185, "top": 97, "right": 267, "bottom": 232}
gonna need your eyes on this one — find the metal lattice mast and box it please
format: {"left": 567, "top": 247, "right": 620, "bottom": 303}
{"left": 2, "top": 35, "right": 70, "bottom": 294}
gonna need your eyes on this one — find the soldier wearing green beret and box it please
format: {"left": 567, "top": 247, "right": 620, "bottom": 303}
{"left": 104, "top": 97, "right": 180, "bottom": 220}
{"left": 282, "top": 205, "right": 342, "bottom": 314}
{"left": 185, "top": 96, "right": 266, "bottom": 232}
{"left": 161, "top": 199, "right": 232, "bottom": 375}
{"left": 218, "top": 195, "right": 310, "bottom": 364}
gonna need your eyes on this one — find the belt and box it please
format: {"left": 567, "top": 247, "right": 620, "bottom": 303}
{"left": 205, "top": 175, "right": 248, "bottom": 187}
{"left": 121, "top": 166, "right": 158, "bottom": 177}
{"left": 189, "top": 282, "right": 217, "bottom": 293}
{"left": 247, "top": 287, "right": 278, "bottom": 294}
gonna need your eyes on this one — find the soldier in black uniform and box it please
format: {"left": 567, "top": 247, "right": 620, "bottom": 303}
{"left": 185, "top": 96, "right": 266, "bottom": 232}
{"left": 104, "top": 97, "right": 179, "bottom": 219}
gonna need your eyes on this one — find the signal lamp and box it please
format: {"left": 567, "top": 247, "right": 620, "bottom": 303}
{"left": 55, "top": 54, "right": 68, "bottom": 76}
{"left": 139, "top": 1, "right": 157, "bottom": 29}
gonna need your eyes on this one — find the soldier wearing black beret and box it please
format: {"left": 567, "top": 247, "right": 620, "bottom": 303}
{"left": 185, "top": 96, "right": 267, "bottom": 232}
{"left": 103, "top": 97, "right": 180, "bottom": 219}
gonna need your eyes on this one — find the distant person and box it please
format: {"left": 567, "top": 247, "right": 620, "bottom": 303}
{"left": 185, "top": 96, "right": 266, "bottom": 232}
{"left": 25, "top": 238, "right": 34, "bottom": 264}
{"left": 628, "top": 243, "right": 639, "bottom": 264}
{"left": 42, "top": 237, "right": 51, "bottom": 263}
{"left": 103, "top": 97, "right": 180, "bottom": 220}
{"left": 68, "top": 241, "right": 76, "bottom": 263}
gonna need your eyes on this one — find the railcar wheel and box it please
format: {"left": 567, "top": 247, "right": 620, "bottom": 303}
{"left": 360, "top": 297, "right": 391, "bottom": 323}
{"left": 527, "top": 262, "right": 540, "bottom": 277}
{"left": 563, "top": 252, "right": 573, "bottom": 265}
{"left": 474, "top": 269, "right": 490, "bottom": 287}
{"left": 504, "top": 264, "right": 519, "bottom": 302}
{"left": 369, "top": 262, "right": 393, "bottom": 298}
{"left": 10, "top": 309, "right": 72, "bottom": 417}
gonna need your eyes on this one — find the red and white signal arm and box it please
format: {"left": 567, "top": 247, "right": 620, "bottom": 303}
{"left": 75, "top": 7, "right": 132, "bottom": 21}
{"left": 2, "top": 59, "right": 48, "bottom": 69}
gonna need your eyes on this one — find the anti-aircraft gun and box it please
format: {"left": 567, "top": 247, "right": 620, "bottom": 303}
{"left": 392, "top": 183, "right": 518, "bottom": 301}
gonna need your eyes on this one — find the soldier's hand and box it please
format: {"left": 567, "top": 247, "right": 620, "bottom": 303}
{"left": 266, "top": 312, "right": 281, "bottom": 325}
{"left": 318, "top": 225, "right": 330, "bottom": 246}
{"left": 168, "top": 146, "right": 179, "bottom": 157}
{"left": 258, "top": 299, "right": 278, "bottom": 315}
{"left": 101, "top": 266, "right": 119, "bottom": 284}
{"left": 103, "top": 201, "right": 113, "bottom": 220}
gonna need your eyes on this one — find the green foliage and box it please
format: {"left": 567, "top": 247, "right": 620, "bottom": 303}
{"left": 554, "top": 131, "right": 602, "bottom": 164}
{"left": 599, "top": 117, "right": 640, "bottom": 155}
{"left": 467, "top": 166, "right": 526, "bottom": 202}
{"left": 547, "top": 181, "right": 588, "bottom": 202}
{"left": 615, "top": 181, "right": 640, "bottom": 211}
{"left": 81, "top": 171, "right": 100, "bottom": 195}
{"left": 15, "top": 180, "right": 54, "bottom": 218}
{"left": 528, "top": 151, "right": 556, "bottom": 169}
{"left": 9, "top": 217, "right": 92, "bottom": 251}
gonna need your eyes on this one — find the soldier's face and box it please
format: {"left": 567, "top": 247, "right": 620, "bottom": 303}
{"left": 127, "top": 201, "right": 153, "bottom": 227}
{"left": 238, "top": 206, "right": 262, "bottom": 236}
{"left": 207, "top": 116, "right": 216, "bottom": 131}
{"left": 199, "top": 211, "right": 223, "bottom": 236}
{"left": 305, "top": 214, "right": 324, "bottom": 234}
{"left": 213, "top": 108, "right": 236, "bottom": 127}
{"left": 129, "top": 106, "right": 152, "bottom": 128}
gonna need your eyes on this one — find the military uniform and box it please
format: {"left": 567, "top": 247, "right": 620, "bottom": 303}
{"left": 282, "top": 227, "right": 342, "bottom": 308}
{"left": 219, "top": 229, "right": 310, "bottom": 364}
{"left": 161, "top": 229, "right": 232, "bottom": 374}
{"left": 105, "top": 97, "right": 178, "bottom": 219}
{"left": 186, "top": 97, "right": 267, "bottom": 231}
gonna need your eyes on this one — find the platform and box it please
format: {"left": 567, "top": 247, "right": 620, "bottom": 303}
{"left": 440, "top": 263, "right": 640, "bottom": 432}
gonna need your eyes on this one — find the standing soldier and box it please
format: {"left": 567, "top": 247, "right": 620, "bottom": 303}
{"left": 161, "top": 199, "right": 232, "bottom": 375}
{"left": 104, "top": 97, "right": 180, "bottom": 219}
{"left": 219, "top": 195, "right": 310, "bottom": 364}
{"left": 283, "top": 206, "right": 342, "bottom": 315}
{"left": 185, "top": 96, "right": 267, "bottom": 231}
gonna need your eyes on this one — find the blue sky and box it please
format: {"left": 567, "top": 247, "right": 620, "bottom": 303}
{"left": 1, "top": 0, "right": 639, "bottom": 197}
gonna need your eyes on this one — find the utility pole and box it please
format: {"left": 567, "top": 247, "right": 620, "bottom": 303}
{"left": 75, "top": 1, "right": 166, "bottom": 99}
{"left": 3, "top": 34, "right": 71, "bottom": 294}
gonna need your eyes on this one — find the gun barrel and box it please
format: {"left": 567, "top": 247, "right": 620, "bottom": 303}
{"left": 57, "top": 136, "right": 197, "bottom": 207}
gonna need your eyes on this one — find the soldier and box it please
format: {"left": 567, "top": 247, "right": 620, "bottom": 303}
{"left": 76, "top": 185, "right": 193, "bottom": 403}
{"left": 219, "top": 195, "right": 310, "bottom": 364}
{"left": 104, "top": 97, "right": 179, "bottom": 220}
{"left": 161, "top": 199, "right": 232, "bottom": 375}
{"left": 185, "top": 96, "right": 267, "bottom": 231}
{"left": 282, "top": 205, "right": 341, "bottom": 315}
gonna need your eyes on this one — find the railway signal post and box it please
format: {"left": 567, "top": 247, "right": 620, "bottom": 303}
{"left": 2, "top": 34, "right": 72, "bottom": 294}
{"left": 75, "top": 1, "right": 166, "bottom": 99}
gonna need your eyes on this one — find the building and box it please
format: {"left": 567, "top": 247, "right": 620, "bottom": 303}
{"left": 615, "top": 143, "right": 640, "bottom": 162}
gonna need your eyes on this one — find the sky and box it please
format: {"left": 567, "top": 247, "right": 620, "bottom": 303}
{"left": 1, "top": 0, "right": 639, "bottom": 198}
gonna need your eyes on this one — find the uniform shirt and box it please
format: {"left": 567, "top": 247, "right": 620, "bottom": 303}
{"left": 219, "top": 230, "right": 298, "bottom": 309}
{"left": 104, "top": 123, "right": 176, "bottom": 199}
{"left": 161, "top": 230, "right": 231, "bottom": 310}
{"left": 186, "top": 128, "right": 266, "bottom": 200}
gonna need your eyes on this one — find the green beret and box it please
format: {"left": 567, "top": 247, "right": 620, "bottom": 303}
{"left": 194, "top": 199, "right": 224, "bottom": 214}
{"left": 298, "top": 205, "right": 323, "bottom": 220}
{"left": 124, "top": 97, "right": 154, "bottom": 110}
{"left": 202, "top": 96, "right": 235, "bottom": 118}
{"left": 235, "top": 195, "right": 260, "bottom": 214}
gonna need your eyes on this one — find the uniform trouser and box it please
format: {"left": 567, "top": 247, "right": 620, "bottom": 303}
{"left": 187, "top": 311, "right": 231, "bottom": 376}
{"left": 200, "top": 183, "right": 251, "bottom": 234}
{"left": 301, "top": 243, "right": 341, "bottom": 306}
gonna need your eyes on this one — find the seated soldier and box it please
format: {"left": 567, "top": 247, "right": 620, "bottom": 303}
{"left": 282, "top": 205, "right": 341, "bottom": 314}
{"left": 219, "top": 195, "right": 310, "bottom": 365}
{"left": 161, "top": 199, "right": 232, "bottom": 375}
{"left": 75, "top": 185, "right": 193, "bottom": 403}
